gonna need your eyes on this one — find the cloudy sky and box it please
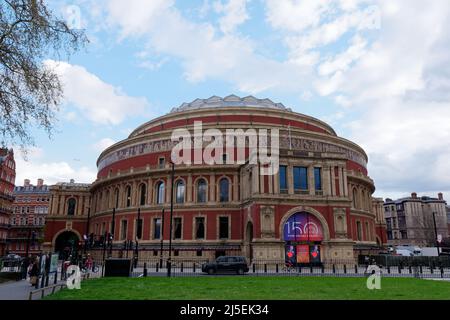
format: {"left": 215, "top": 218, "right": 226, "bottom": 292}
{"left": 14, "top": 0, "right": 450, "bottom": 201}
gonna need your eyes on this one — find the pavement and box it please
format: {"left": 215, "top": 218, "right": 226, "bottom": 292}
{"left": 0, "top": 278, "right": 41, "bottom": 300}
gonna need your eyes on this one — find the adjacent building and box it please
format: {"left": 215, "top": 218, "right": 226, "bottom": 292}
{"left": 384, "top": 192, "right": 448, "bottom": 247}
{"left": 7, "top": 179, "right": 50, "bottom": 256}
{"left": 43, "top": 179, "right": 91, "bottom": 257}
{"left": 43, "top": 96, "right": 387, "bottom": 263}
{"left": 0, "top": 148, "right": 15, "bottom": 256}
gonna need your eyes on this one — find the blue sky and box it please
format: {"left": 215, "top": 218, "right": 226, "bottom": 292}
{"left": 14, "top": 0, "right": 450, "bottom": 201}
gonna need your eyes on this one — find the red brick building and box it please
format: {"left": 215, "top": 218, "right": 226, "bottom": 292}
{"left": 7, "top": 179, "right": 50, "bottom": 256}
{"left": 44, "top": 96, "right": 387, "bottom": 263}
{"left": 0, "top": 148, "right": 15, "bottom": 256}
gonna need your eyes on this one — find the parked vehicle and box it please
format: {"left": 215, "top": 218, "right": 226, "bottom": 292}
{"left": 202, "top": 256, "right": 249, "bottom": 275}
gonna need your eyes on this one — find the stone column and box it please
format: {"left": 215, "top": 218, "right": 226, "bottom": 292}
{"left": 287, "top": 164, "right": 294, "bottom": 195}
{"left": 322, "top": 166, "right": 330, "bottom": 196}
{"left": 233, "top": 173, "right": 238, "bottom": 201}
{"left": 308, "top": 165, "right": 315, "bottom": 195}
{"left": 343, "top": 168, "right": 348, "bottom": 197}
{"left": 210, "top": 173, "right": 216, "bottom": 202}
{"left": 337, "top": 167, "right": 343, "bottom": 197}
{"left": 330, "top": 166, "right": 336, "bottom": 196}
{"left": 252, "top": 165, "right": 259, "bottom": 195}
{"left": 273, "top": 169, "right": 279, "bottom": 194}
{"left": 147, "top": 178, "right": 153, "bottom": 205}
{"left": 187, "top": 174, "right": 193, "bottom": 202}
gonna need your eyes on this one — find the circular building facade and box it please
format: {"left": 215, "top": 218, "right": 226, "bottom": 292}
{"left": 88, "top": 95, "right": 382, "bottom": 263}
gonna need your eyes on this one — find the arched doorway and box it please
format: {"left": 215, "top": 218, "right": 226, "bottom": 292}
{"left": 244, "top": 222, "right": 253, "bottom": 262}
{"left": 54, "top": 231, "right": 80, "bottom": 260}
{"left": 284, "top": 212, "right": 324, "bottom": 266}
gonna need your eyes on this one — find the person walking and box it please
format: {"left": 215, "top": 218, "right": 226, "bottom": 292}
{"left": 29, "top": 258, "right": 39, "bottom": 286}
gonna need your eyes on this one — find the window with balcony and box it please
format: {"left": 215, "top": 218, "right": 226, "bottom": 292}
{"left": 293, "top": 166, "right": 308, "bottom": 192}
{"left": 176, "top": 180, "right": 185, "bottom": 204}
{"left": 197, "top": 179, "right": 207, "bottom": 203}
{"left": 195, "top": 217, "right": 205, "bottom": 239}
{"left": 219, "top": 216, "right": 229, "bottom": 239}
{"left": 219, "top": 178, "right": 229, "bottom": 202}
{"left": 173, "top": 217, "right": 182, "bottom": 239}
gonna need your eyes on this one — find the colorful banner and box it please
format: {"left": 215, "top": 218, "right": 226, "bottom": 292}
{"left": 283, "top": 212, "right": 324, "bottom": 242}
{"left": 285, "top": 245, "right": 296, "bottom": 265}
{"left": 296, "top": 245, "right": 310, "bottom": 264}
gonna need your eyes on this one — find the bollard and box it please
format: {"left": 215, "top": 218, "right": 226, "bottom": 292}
{"left": 332, "top": 264, "right": 336, "bottom": 274}
{"left": 276, "top": 264, "right": 279, "bottom": 273}
{"left": 430, "top": 266, "right": 434, "bottom": 274}
{"left": 344, "top": 265, "right": 347, "bottom": 274}
{"left": 143, "top": 262, "right": 147, "bottom": 277}
{"left": 420, "top": 265, "right": 423, "bottom": 274}
{"left": 398, "top": 266, "right": 401, "bottom": 274}
{"left": 409, "top": 266, "right": 412, "bottom": 274}
{"left": 193, "top": 263, "right": 196, "bottom": 273}
{"left": 310, "top": 265, "right": 313, "bottom": 274}
{"left": 440, "top": 267, "right": 444, "bottom": 279}
{"left": 355, "top": 265, "right": 358, "bottom": 274}
{"left": 321, "top": 265, "right": 325, "bottom": 274}
{"left": 298, "top": 266, "right": 301, "bottom": 274}
{"left": 387, "top": 266, "right": 390, "bottom": 274}
{"left": 264, "top": 264, "right": 267, "bottom": 273}
{"left": 253, "top": 264, "right": 256, "bottom": 273}
{"left": 181, "top": 262, "right": 183, "bottom": 273}
{"left": 156, "top": 262, "right": 159, "bottom": 272}
{"left": 54, "top": 271, "right": 58, "bottom": 284}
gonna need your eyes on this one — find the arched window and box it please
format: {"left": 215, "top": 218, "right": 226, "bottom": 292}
{"left": 67, "top": 198, "right": 76, "bottom": 216}
{"left": 352, "top": 188, "right": 358, "bottom": 209}
{"left": 219, "top": 178, "right": 229, "bottom": 202}
{"left": 139, "top": 183, "right": 147, "bottom": 206}
{"left": 156, "top": 181, "right": 165, "bottom": 204}
{"left": 176, "top": 180, "right": 185, "bottom": 203}
{"left": 114, "top": 188, "right": 119, "bottom": 209}
{"left": 197, "top": 179, "right": 207, "bottom": 203}
{"left": 105, "top": 190, "right": 110, "bottom": 209}
{"left": 126, "top": 186, "right": 132, "bottom": 207}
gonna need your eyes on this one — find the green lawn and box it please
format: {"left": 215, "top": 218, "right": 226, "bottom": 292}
{"left": 45, "top": 276, "right": 450, "bottom": 300}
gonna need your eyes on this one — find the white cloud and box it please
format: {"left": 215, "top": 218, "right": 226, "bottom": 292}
{"left": 92, "top": 138, "right": 116, "bottom": 152}
{"left": 45, "top": 60, "right": 149, "bottom": 125}
{"left": 99, "top": 0, "right": 312, "bottom": 94}
{"left": 14, "top": 147, "right": 96, "bottom": 185}
{"left": 313, "top": 1, "right": 450, "bottom": 198}
{"left": 213, "top": 0, "right": 249, "bottom": 34}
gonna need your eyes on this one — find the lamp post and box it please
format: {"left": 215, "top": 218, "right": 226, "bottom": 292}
{"left": 84, "top": 207, "right": 90, "bottom": 254}
{"left": 432, "top": 211, "right": 440, "bottom": 256}
{"left": 159, "top": 208, "right": 165, "bottom": 268}
{"left": 167, "top": 161, "right": 175, "bottom": 277}
{"left": 135, "top": 207, "right": 142, "bottom": 268}
{"left": 109, "top": 207, "right": 116, "bottom": 257}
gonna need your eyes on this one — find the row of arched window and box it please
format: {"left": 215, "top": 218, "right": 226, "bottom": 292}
{"left": 351, "top": 186, "right": 372, "bottom": 212}
{"left": 95, "top": 177, "right": 231, "bottom": 212}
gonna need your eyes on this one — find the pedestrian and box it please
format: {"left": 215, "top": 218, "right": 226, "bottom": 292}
{"left": 29, "top": 258, "right": 39, "bottom": 286}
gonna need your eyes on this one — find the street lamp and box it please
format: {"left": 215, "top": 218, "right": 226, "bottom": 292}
{"left": 159, "top": 208, "right": 165, "bottom": 268}
{"left": 167, "top": 161, "right": 175, "bottom": 277}
{"left": 84, "top": 207, "right": 90, "bottom": 254}
{"left": 135, "top": 207, "right": 142, "bottom": 268}
{"left": 432, "top": 211, "right": 440, "bottom": 256}
{"left": 109, "top": 207, "right": 116, "bottom": 257}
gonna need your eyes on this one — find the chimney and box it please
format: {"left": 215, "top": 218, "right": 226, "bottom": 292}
{"left": 37, "top": 178, "right": 44, "bottom": 187}
{"left": 24, "top": 179, "right": 30, "bottom": 187}
{"left": 438, "top": 192, "right": 443, "bottom": 200}
{"left": 411, "top": 192, "right": 417, "bottom": 199}
{"left": 70, "top": 179, "right": 75, "bottom": 183}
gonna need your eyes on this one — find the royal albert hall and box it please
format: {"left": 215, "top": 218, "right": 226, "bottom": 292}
{"left": 45, "top": 95, "right": 387, "bottom": 264}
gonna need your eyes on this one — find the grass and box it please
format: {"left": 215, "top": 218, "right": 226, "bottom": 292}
{"left": 45, "top": 276, "right": 450, "bottom": 300}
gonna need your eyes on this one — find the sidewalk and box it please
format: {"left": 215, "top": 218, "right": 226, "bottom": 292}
{"left": 0, "top": 279, "right": 38, "bottom": 300}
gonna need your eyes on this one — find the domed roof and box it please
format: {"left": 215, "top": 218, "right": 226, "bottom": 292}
{"left": 169, "top": 95, "right": 291, "bottom": 113}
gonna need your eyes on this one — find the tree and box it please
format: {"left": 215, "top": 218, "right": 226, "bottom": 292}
{"left": 0, "top": 0, "right": 87, "bottom": 148}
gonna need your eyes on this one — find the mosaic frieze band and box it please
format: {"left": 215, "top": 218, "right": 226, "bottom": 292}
{"left": 98, "top": 136, "right": 367, "bottom": 171}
